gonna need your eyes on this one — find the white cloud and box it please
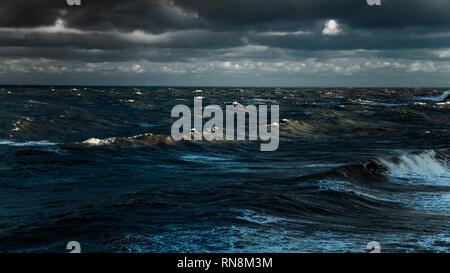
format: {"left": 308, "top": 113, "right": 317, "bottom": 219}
{"left": 131, "top": 64, "right": 145, "bottom": 73}
{"left": 407, "top": 61, "right": 437, "bottom": 72}
{"left": 120, "top": 30, "right": 171, "bottom": 44}
{"left": 0, "top": 18, "right": 82, "bottom": 34}
{"left": 260, "top": 30, "right": 310, "bottom": 37}
{"left": 322, "top": 20, "right": 342, "bottom": 36}
{"left": 364, "top": 61, "right": 405, "bottom": 70}
{"left": 222, "top": 45, "right": 268, "bottom": 57}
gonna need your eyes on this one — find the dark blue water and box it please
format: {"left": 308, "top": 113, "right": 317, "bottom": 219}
{"left": 0, "top": 86, "right": 449, "bottom": 252}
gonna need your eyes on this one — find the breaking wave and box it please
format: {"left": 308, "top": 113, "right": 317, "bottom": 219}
{"left": 299, "top": 150, "right": 449, "bottom": 185}
{"left": 379, "top": 150, "right": 448, "bottom": 179}
{"left": 418, "top": 91, "right": 450, "bottom": 102}
{"left": 81, "top": 133, "right": 173, "bottom": 146}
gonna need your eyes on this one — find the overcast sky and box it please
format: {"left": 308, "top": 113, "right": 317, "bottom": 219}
{"left": 0, "top": 0, "right": 449, "bottom": 86}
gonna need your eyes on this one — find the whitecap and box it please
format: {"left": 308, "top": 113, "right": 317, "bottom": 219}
{"left": 82, "top": 137, "right": 114, "bottom": 146}
{"left": 0, "top": 140, "right": 58, "bottom": 147}
{"left": 417, "top": 91, "right": 450, "bottom": 102}
{"left": 180, "top": 154, "right": 233, "bottom": 163}
{"left": 236, "top": 209, "right": 287, "bottom": 225}
{"left": 25, "top": 100, "right": 48, "bottom": 105}
{"left": 378, "top": 150, "right": 449, "bottom": 186}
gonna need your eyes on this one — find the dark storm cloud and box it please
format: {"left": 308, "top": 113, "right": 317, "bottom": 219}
{"left": 248, "top": 31, "right": 450, "bottom": 51}
{"left": 0, "top": 46, "right": 233, "bottom": 63}
{"left": 0, "top": 1, "right": 64, "bottom": 28}
{"left": 174, "top": 0, "right": 450, "bottom": 30}
{"left": 0, "top": 0, "right": 203, "bottom": 32}
{"left": 0, "top": 29, "right": 244, "bottom": 50}
{"left": 1, "top": 0, "right": 449, "bottom": 31}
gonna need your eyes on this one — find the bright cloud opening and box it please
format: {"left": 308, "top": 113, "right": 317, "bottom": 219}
{"left": 322, "top": 19, "right": 342, "bottom": 36}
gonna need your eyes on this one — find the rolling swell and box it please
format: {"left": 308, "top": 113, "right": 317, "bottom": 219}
{"left": 81, "top": 133, "right": 174, "bottom": 147}
{"left": 298, "top": 150, "right": 448, "bottom": 184}
{"left": 0, "top": 86, "right": 449, "bottom": 252}
{"left": 236, "top": 150, "right": 449, "bottom": 243}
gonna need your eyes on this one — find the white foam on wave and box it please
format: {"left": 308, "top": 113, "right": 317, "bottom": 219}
{"left": 25, "top": 100, "right": 48, "bottom": 105}
{"left": 418, "top": 91, "right": 450, "bottom": 102}
{"left": 0, "top": 140, "right": 58, "bottom": 147}
{"left": 376, "top": 150, "right": 450, "bottom": 213}
{"left": 435, "top": 101, "right": 450, "bottom": 106}
{"left": 378, "top": 150, "right": 449, "bottom": 186}
{"left": 236, "top": 209, "right": 287, "bottom": 225}
{"left": 410, "top": 192, "right": 450, "bottom": 213}
{"left": 180, "top": 153, "right": 234, "bottom": 163}
{"left": 82, "top": 137, "right": 114, "bottom": 146}
{"left": 317, "top": 178, "right": 395, "bottom": 203}
{"left": 353, "top": 99, "right": 406, "bottom": 107}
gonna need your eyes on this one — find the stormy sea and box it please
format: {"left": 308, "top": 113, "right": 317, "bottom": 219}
{"left": 0, "top": 86, "right": 448, "bottom": 253}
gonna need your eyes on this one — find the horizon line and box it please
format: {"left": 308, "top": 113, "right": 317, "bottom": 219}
{"left": 1, "top": 84, "right": 449, "bottom": 89}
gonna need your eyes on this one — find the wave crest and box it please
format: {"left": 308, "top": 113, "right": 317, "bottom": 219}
{"left": 419, "top": 91, "right": 450, "bottom": 102}
{"left": 378, "top": 150, "right": 448, "bottom": 179}
{"left": 81, "top": 133, "right": 173, "bottom": 146}
{"left": 299, "top": 150, "right": 448, "bottom": 185}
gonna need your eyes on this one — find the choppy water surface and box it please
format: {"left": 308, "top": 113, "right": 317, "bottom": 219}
{"left": 0, "top": 86, "right": 449, "bottom": 252}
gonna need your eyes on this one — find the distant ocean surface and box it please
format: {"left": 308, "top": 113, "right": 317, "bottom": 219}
{"left": 0, "top": 86, "right": 449, "bottom": 253}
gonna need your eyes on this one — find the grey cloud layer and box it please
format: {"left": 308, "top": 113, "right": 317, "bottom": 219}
{"left": 0, "top": 0, "right": 449, "bottom": 86}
